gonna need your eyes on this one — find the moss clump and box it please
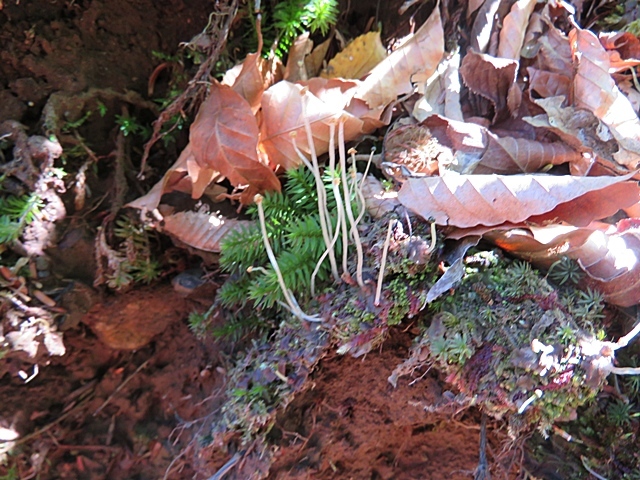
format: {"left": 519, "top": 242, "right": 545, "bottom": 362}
{"left": 392, "top": 253, "right": 613, "bottom": 436}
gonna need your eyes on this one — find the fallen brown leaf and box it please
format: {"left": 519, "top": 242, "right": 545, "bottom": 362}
{"left": 398, "top": 172, "right": 640, "bottom": 228}
{"left": 486, "top": 220, "right": 640, "bottom": 307}
{"left": 258, "top": 79, "right": 366, "bottom": 170}
{"left": 569, "top": 26, "right": 640, "bottom": 168}
{"left": 162, "top": 210, "right": 254, "bottom": 253}
{"left": 190, "top": 80, "right": 281, "bottom": 201}
{"left": 497, "top": 0, "right": 537, "bottom": 60}
{"left": 321, "top": 31, "right": 387, "bottom": 80}
{"left": 354, "top": 5, "right": 444, "bottom": 110}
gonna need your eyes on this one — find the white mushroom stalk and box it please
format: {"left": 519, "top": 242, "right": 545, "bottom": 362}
{"left": 299, "top": 90, "right": 340, "bottom": 282}
{"left": 254, "top": 194, "right": 321, "bottom": 322}
{"left": 338, "top": 122, "right": 365, "bottom": 288}
{"left": 328, "top": 122, "right": 349, "bottom": 277}
{"left": 375, "top": 219, "right": 394, "bottom": 307}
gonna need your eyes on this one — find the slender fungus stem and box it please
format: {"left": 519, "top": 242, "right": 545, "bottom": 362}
{"left": 328, "top": 122, "right": 349, "bottom": 276}
{"left": 299, "top": 93, "right": 339, "bottom": 281}
{"left": 311, "top": 178, "right": 344, "bottom": 296}
{"left": 339, "top": 123, "right": 365, "bottom": 288}
{"left": 255, "top": 194, "right": 321, "bottom": 322}
{"left": 375, "top": 219, "right": 394, "bottom": 307}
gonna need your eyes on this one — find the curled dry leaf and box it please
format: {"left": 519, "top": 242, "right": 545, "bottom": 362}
{"left": 162, "top": 210, "right": 254, "bottom": 253}
{"left": 354, "top": 5, "right": 444, "bottom": 110}
{"left": 126, "top": 152, "right": 193, "bottom": 214}
{"left": 599, "top": 32, "right": 640, "bottom": 73}
{"left": 459, "top": 50, "right": 518, "bottom": 122}
{"left": 422, "top": 115, "right": 581, "bottom": 175}
{"left": 526, "top": 67, "right": 571, "bottom": 99}
{"left": 284, "top": 32, "right": 313, "bottom": 83}
{"left": 497, "top": 0, "right": 537, "bottom": 60}
{"left": 222, "top": 52, "right": 271, "bottom": 113}
{"left": 190, "top": 81, "right": 280, "bottom": 202}
{"left": 321, "top": 31, "right": 387, "bottom": 80}
{"left": 359, "top": 174, "right": 401, "bottom": 219}
{"left": 259, "top": 79, "right": 367, "bottom": 170}
{"left": 523, "top": 96, "right": 622, "bottom": 176}
{"left": 485, "top": 220, "right": 640, "bottom": 307}
{"left": 569, "top": 26, "right": 640, "bottom": 167}
{"left": 398, "top": 172, "right": 640, "bottom": 228}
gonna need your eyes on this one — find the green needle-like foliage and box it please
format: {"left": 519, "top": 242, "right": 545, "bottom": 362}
{"left": 218, "top": 165, "right": 339, "bottom": 313}
{"left": 0, "top": 193, "right": 43, "bottom": 244}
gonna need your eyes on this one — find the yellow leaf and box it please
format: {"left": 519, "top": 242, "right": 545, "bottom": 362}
{"left": 321, "top": 31, "right": 387, "bottom": 80}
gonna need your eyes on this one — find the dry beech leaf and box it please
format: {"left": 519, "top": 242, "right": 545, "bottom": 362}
{"left": 526, "top": 67, "right": 571, "bottom": 98}
{"left": 259, "top": 79, "right": 367, "bottom": 170}
{"left": 485, "top": 220, "right": 640, "bottom": 307}
{"left": 397, "top": 173, "right": 640, "bottom": 228}
{"left": 599, "top": 32, "right": 640, "bottom": 73}
{"left": 222, "top": 52, "right": 271, "bottom": 113}
{"left": 422, "top": 115, "right": 581, "bottom": 175}
{"left": 498, "top": 0, "right": 537, "bottom": 60}
{"left": 523, "top": 96, "right": 622, "bottom": 176}
{"left": 190, "top": 80, "right": 280, "bottom": 202}
{"left": 127, "top": 153, "right": 192, "bottom": 213}
{"left": 305, "top": 35, "right": 333, "bottom": 78}
{"left": 359, "top": 174, "right": 401, "bottom": 219}
{"left": 321, "top": 31, "right": 387, "bottom": 80}
{"left": 460, "top": 50, "right": 518, "bottom": 123}
{"left": 469, "top": 0, "right": 500, "bottom": 54}
{"left": 535, "top": 25, "right": 573, "bottom": 75}
{"left": 284, "top": 32, "right": 313, "bottom": 83}
{"left": 413, "top": 51, "right": 464, "bottom": 122}
{"left": 569, "top": 26, "right": 640, "bottom": 167}
{"left": 354, "top": 5, "right": 444, "bottom": 110}
{"left": 162, "top": 210, "right": 254, "bottom": 253}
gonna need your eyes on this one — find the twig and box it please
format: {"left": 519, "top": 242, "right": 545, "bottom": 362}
{"left": 0, "top": 392, "right": 94, "bottom": 446}
{"left": 93, "top": 359, "right": 150, "bottom": 416}
{"left": 474, "top": 413, "right": 490, "bottom": 480}
{"left": 375, "top": 220, "right": 394, "bottom": 306}
{"left": 580, "top": 456, "right": 609, "bottom": 480}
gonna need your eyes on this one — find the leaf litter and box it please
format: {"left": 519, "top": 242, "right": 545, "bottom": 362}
{"left": 5, "top": 0, "right": 640, "bottom": 478}
{"left": 124, "top": 1, "right": 640, "bottom": 477}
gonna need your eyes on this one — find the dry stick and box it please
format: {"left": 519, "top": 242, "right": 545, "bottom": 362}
{"left": 327, "top": 123, "right": 349, "bottom": 276}
{"left": 255, "top": 194, "right": 321, "bottom": 322}
{"left": 609, "top": 320, "right": 640, "bottom": 375}
{"left": 375, "top": 220, "right": 394, "bottom": 306}
{"left": 339, "top": 125, "right": 365, "bottom": 288}
{"left": 94, "top": 359, "right": 150, "bottom": 416}
{"left": 0, "top": 392, "right": 94, "bottom": 446}
{"left": 139, "top": 0, "right": 239, "bottom": 176}
{"left": 299, "top": 95, "right": 339, "bottom": 281}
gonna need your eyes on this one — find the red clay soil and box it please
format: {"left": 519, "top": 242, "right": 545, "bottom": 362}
{"left": 266, "top": 329, "right": 503, "bottom": 480}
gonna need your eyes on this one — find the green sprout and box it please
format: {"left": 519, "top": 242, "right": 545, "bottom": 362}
{"left": 0, "top": 191, "right": 43, "bottom": 244}
{"left": 547, "top": 256, "right": 583, "bottom": 286}
{"left": 607, "top": 400, "right": 634, "bottom": 428}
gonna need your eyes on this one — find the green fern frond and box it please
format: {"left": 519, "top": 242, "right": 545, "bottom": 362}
{"left": 0, "top": 193, "right": 43, "bottom": 244}
{"left": 285, "top": 166, "right": 319, "bottom": 214}
{"left": 285, "top": 214, "right": 326, "bottom": 258}
{"left": 217, "top": 276, "right": 254, "bottom": 308}
{"left": 248, "top": 250, "right": 328, "bottom": 309}
{"left": 219, "top": 224, "right": 267, "bottom": 273}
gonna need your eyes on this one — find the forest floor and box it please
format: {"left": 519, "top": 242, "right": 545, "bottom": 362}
{"left": 0, "top": 1, "right": 635, "bottom": 479}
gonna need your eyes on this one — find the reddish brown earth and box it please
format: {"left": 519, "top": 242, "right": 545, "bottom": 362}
{"left": 0, "top": 1, "right": 524, "bottom": 479}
